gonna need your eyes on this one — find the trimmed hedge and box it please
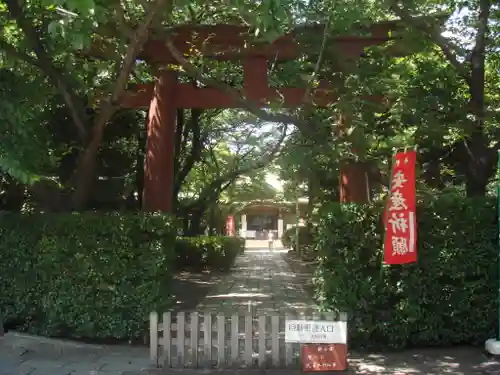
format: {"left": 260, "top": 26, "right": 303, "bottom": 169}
{"left": 175, "top": 236, "right": 245, "bottom": 271}
{"left": 314, "top": 196, "right": 497, "bottom": 349}
{"left": 0, "top": 213, "right": 176, "bottom": 341}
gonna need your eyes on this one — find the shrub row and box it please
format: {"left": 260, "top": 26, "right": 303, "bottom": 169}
{"left": 0, "top": 213, "right": 176, "bottom": 342}
{"left": 314, "top": 196, "right": 497, "bottom": 349}
{"left": 175, "top": 236, "right": 245, "bottom": 271}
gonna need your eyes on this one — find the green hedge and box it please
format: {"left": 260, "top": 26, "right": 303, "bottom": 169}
{"left": 0, "top": 213, "right": 176, "bottom": 341}
{"left": 314, "top": 196, "right": 497, "bottom": 349}
{"left": 175, "top": 236, "right": 245, "bottom": 271}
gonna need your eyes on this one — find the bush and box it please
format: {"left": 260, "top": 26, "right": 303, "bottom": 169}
{"left": 0, "top": 212, "right": 176, "bottom": 341}
{"left": 314, "top": 196, "right": 497, "bottom": 349}
{"left": 282, "top": 226, "right": 315, "bottom": 252}
{"left": 281, "top": 227, "right": 294, "bottom": 248}
{"left": 175, "top": 236, "right": 245, "bottom": 271}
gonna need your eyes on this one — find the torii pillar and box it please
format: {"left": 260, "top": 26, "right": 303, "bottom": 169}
{"left": 143, "top": 69, "right": 177, "bottom": 212}
{"left": 337, "top": 112, "right": 372, "bottom": 203}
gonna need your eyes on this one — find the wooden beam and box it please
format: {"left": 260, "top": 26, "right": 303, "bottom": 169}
{"left": 243, "top": 57, "right": 269, "bottom": 101}
{"left": 136, "top": 21, "right": 407, "bottom": 63}
{"left": 139, "top": 35, "right": 394, "bottom": 63}
{"left": 85, "top": 15, "right": 450, "bottom": 63}
{"left": 121, "top": 82, "right": 383, "bottom": 109}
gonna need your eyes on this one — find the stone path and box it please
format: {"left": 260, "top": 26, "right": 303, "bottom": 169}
{"left": 139, "top": 346, "right": 500, "bottom": 374}
{"left": 196, "top": 248, "right": 317, "bottom": 314}
{"left": 4, "top": 331, "right": 499, "bottom": 375}
{"left": 0, "top": 332, "right": 149, "bottom": 375}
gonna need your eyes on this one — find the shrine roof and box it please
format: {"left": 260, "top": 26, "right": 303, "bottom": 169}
{"left": 234, "top": 198, "right": 309, "bottom": 213}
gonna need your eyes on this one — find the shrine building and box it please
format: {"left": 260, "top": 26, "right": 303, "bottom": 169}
{"left": 235, "top": 199, "right": 308, "bottom": 239}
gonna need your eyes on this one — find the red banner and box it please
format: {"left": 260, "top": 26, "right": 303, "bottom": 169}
{"left": 226, "top": 216, "right": 235, "bottom": 236}
{"left": 383, "top": 151, "right": 417, "bottom": 264}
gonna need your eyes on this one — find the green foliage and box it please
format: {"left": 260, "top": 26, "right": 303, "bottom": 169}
{"left": 314, "top": 196, "right": 497, "bottom": 348}
{"left": 282, "top": 226, "right": 315, "bottom": 252}
{"left": 0, "top": 212, "right": 176, "bottom": 341}
{"left": 281, "top": 226, "right": 295, "bottom": 249}
{"left": 1, "top": 0, "right": 498, "bottom": 211}
{"left": 0, "top": 69, "right": 55, "bottom": 183}
{"left": 175, "top": 236, "right": 245, "bottom": 271}
{"left": 223, "top": 175, "right": 278, "bottom": 203}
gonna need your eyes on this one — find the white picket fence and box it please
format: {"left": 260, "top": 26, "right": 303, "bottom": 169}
{"left": 149, "top": 311, "right": 347, "bottom": 369}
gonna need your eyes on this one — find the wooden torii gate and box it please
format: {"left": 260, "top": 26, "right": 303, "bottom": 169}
{"left": 113, "top": 20, "right": 432, "bottom": 213}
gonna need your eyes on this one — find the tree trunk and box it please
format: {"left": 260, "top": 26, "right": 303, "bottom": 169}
{"left": 463, "top": 0, "right": 491, "bottom": 196}
{"left": 0, "top": 178, "right": 25, "bottom": 211}
{"left": 70, "top": 0, "right": 171, "bottom": 211}
{"left": 208, "top": 205, "right": 216, "bottom": 235}
{"left": 464, "top": 132, "right": 495, "bottom": 196}
{"left": 306, "top": 174, "right": 315, "bottom": 222}
{"left": 421, "top": 149, "right": 444, "bottom": 189}
{"left": 188, "top": 208, "right": 205, "bottom": 236}
{"left": 182, "top": 214, "right": 190, "bottom": 235}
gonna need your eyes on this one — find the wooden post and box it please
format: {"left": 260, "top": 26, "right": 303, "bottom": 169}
{"left": 143, "top": 69, "right": 177, "bottom": 212}
{"left": 339, "top": 162, "right": 371, "bottom": 203}
{"left": 337, "top": 111, "right": 371, "bottom": 204}
{"left": 243, "top": 57, "right": 269, "bottom": 102}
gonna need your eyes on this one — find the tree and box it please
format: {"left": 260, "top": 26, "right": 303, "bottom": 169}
{"left": 276, "top": 0, "right": 499, "bottom": 202}
{"left": 387, "top": 0, "right": 498, "bottom": 196}
{"left": 1, "top": 0, "right": 498, "bottom": 216}
{"left": 0, "top": 0, "right": 169, "bottom": 209}
{"left": 175, "top": 110, "right": 288, "bottom": 234}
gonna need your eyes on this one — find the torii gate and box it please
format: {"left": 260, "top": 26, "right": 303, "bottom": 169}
{"left": 113, "top": 18, "right": 442, "bottom": 213}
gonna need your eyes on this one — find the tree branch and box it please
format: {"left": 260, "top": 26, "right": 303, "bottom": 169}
{"left": 0, "top": 38, "right": 41, "bottom": 68}
{"left": 469, "top": 0, "right": 490, "bottom": 110}
{"left": 112, "top": 0, "right": 135, "bottom": 40}
{"left": 389, "top": 2, "right": 473, "bottom": 87}
{"left": 174, "top": 109, "right": 205, "bottom": 198}
{"left": 5, "top": 0, "right": 89, "bottom": 141}
{"left": 302, "top": 14, "right": 331, "bottom": 103}
{"left": 92, "top": 0, "right": 170, "bottom": 133}
{"left": 466, "top": 0, "right": 491, "bottom": 64}
{"left": 186, "top": 124, "right": 289, "bottom": 208}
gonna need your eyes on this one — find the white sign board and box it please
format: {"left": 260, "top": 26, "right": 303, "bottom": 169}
{"left": 285, "top": 320, "right": 347, "bottom": 344}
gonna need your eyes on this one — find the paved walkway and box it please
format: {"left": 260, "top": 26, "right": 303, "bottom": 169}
{"left": 197, "top": 248, "right": 317, "bottom": 314}
{"left": 139, "top": 346, "right": 500, "bottom": 374}
{"left": 0, "top": 332, "right": 149, "bottom": 375}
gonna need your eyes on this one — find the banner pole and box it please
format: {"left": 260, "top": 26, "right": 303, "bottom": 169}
{"left": 497, "top": 150, "right": 500, "bottom": 341}
{"left": 382, "top": 152, "right": 396, "bottom": 270}
{"left": 485, "top": 151, "right": 500, "bottom": 353}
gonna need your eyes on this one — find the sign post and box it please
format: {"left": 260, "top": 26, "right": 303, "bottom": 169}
{"left": 285, "top": 318, "right": 348, "bottom": 371}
